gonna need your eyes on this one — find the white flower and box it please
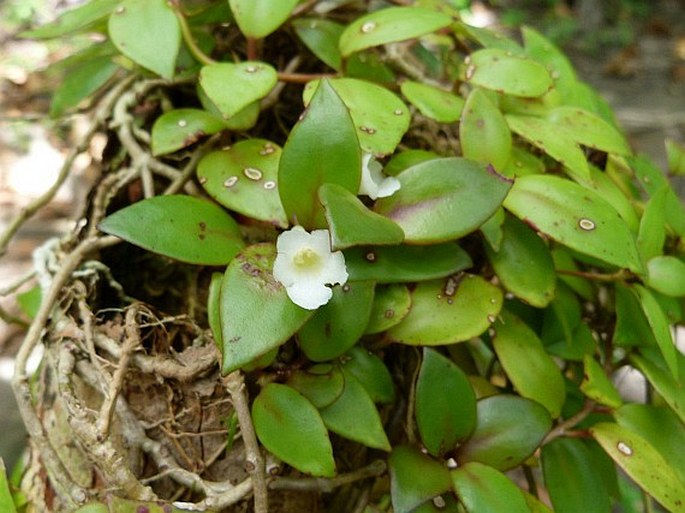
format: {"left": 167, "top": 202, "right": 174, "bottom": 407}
{"left": 359, "top": 152, "right": 401, "bottom": 200}
{"left": 273, "top": 226, "right": 348, "bottom": 310}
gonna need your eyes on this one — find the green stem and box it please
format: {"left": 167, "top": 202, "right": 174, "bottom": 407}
{"left": 173, "top": 6, "right": 216, "bottom": 66}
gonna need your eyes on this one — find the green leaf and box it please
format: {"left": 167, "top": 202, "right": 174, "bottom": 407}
{"left": 365, "top": 283, "right": 411, "bottom": 334}
{"left": 465, "top": 48, "right": 553, "bottom": 98}
{"left": 220, "top": 244, "right": 313, "bottom": 373}
{"left": 108, "top": 0, "right": 181, "bottom": 79}
{"left": 207, "top": 272, "right": 224, "bottom": 352}
{"left": 506, "top": 114, "right": 590, "bottom": 182}
{"left": 485, "top": 215, "right": 556, "bottom": 308}
{"left": 630, "top": 154, "right": 685, "bottom": 236}
{"left": 339, "top": 7, "right": 453, "bottom": 57}
{"left": 299, "top": 281, "right": 375, "bottom": 361}
{"left": 319, "top": 184, "right": 404, "bottom": 249}
{"left": 416, "top": 348, "right": 477, "bottom": 456}
{"left": 374, "top": 158, "right": 513, "bottom": 244}
{"left": 632, "top": 285, "right": 678, "bottom": 378}
{"left": 631, "top": 352, "right": 685, "bottom": 424}
{"left": 345, "top": 243, "right": 472, "bottom": 283}
{"left": 0, "top": 460, "right": 16, "bottom": 513}
{"left": 400, "top": 81, "right": 464, "bottom": 123}
{"left": 22, "top": 0, "right": 118, "bottom": 39}
{"left": 460, "top": 88, "right": 512, "bottom": 171}
{"left": 580, "top": 354, "right": 623, "bottom": 408}
{"left": 319, "top": 369, "right": 390, "bottom": 450}
{"left": 591, "top": 422, "right": 685, "bottom": 513}
{"left": 451, "top": 462, "right": 529, "bottom": 513}
{"left": 522, "top": 26, "right": 577, "bottom": 102}
{"left": 457, "top": 395, "right": 552, "bottom": 471}
{"left": 582, "top": 164, "right": 640, "bottom": 233}
{"left": 524, "top": 492, "right": 554, "bottom": 513}
{"left": 228, "top": 0, "right": 298, "bottom": 38}
{"left": 279, "top": 80, "right": 361, "bottom": 229}
{"left": 389, "top": 274, "right": 502, "bottom": 346}
{"left": 197, "top": 139, "right": 287, "bottom": 227}
{"left": 303, "top": 78, "right": 410, "bottom": 156}
{"left": 385, "top": 149, "right": 440, "bottom": 176}
{"left": 341, "top": 346, "right": 395, "bottom": 404}
{"left": 666, "top": 138, "right": 685, "bottom": 176}
{"left": 252, "top": 383, "right": 335, "bottom": 477}
{"left": 546, "top": 106, "right": 631, "bottom": 155}
{"left": 613, "top": 284, "right": 656, "bottom": 348}
{"left": 460, "top": 24, "right": 524, "bottom": 53}
{"left": 199, "top": 62, "right": 277, "bottom": 119}
{"left": 637, "top": 187, "right": 668, "bottom": 263}
{"left": 542, "top": 438, "right": 612, "bottom": 513}
{"left": 293, "top": 18, "right": 344, "bottom": 70}
{"left": 389, "top": 446, "right": 453, "bottom": 513}
{"left": 646, "top": 256, "right": 685, "bottom": 297}
{"left": 492, "top": 311, "right": 566, "bottom": 417}
{"left": 504, "top": 174, "right": 642, "bottom": 273}
{"left": 552, "top": 249, "right": 594, "bottom": 300}
{"left": 50, "top": 48, "right": 118, "bottom": 117}
{"left": 502, "top": 146, "right": 545, "bottom": 179}
{"left": 480, "top": 208, "right": 505, "bottom": 252}
{"left": 151, "top": 109, "right": 225, "bottom": 156}
{"left": 98, "top": 195, "right": 244, "bottom": 265}
{"left": 17, "top": 285, "right": 41, "bottom": 320}
{"left": 287, "top": 364, "right": 344, "bottom": 409}
{"left": 615, "top": 404, "right": 685, "bottom": 485}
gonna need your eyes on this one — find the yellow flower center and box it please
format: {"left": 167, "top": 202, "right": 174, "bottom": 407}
{"left": 292, "top": 247, "right": 321, "bottom": 269}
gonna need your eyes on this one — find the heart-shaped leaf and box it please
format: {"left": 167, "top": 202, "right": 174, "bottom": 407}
{"left": 319, "top": 369, "right": 390, "bottom": 451}
{"left": 504, "top": 174, "right": 642, "bottom": 273}
{"left": 319, "top": 183, "right": 404, "bottom": 249}
{"left": 365, "top": 283, "right": 411, "bottom": 334}
{"left": 292, "top": 18, "right": 344, "bottom": 70}
{"left": 541, "top": 438, "right": 612, "bottom": 513}
{"left": 197, "top": 139, "right": 287, "bottom": 227}
{"left": 220, "top": 244, "right": 313, "bottom": 373}
{"left": 580, "top": 354, "right": 622, "bottom": 408}
{"left": 341, "top": 346, "right": 395, "bottom": 404}
{"left": 389, "top": 446, "right": 453, "bottom": 513}
{"left": 374, "top": 158, "right": 513, "bottom": 244}
{"left": 151, "top": 109, "right": 226, "bottom": 156}
{"left": 401, "top": 81, "right": 464, "bottom": 123}
{"left": 389, "top": 274, "right": 502, "bottom": 346}
{"left": 591, "top": 422, "right": 685, "bottom": 513}
{"left": 457, "top": 395, "right": 552, "bottom": 470}
{"left": 485, "top": 215, "right": 556, "bottom": 308}
{"left": 303, "top": 78, "right": 410, "bottom": 155}
{"left": 228, "top": 0, "right": 298, "bottom": 38}
{"left": 492, "top": 311, "right": 566, "bottom": 417}
{"left": 108, "top": 0, "right": 180, "bottom": 79}
{"left": 252, "top": 383, "right": 335, "bottom": 477}
{"left": 298, "top": 281, "right": 375, "bottom": 361}
{"left": 506, "top": 114, "right": 590, "bottom": 182}
{"left": 199, "top": 62, "right": 277, "bottom": 119}
{"left": 451, "top": 462, "right": 529, "bottom": 513}
{"left": 98, "top": 195, "right": 244, "bottom": 265}
{"left": 279, "top": 80, "right": 361, "bottom": 228}
{"left": 416, "top": 348, "right": 477, "bottom": 456}
{"left": 339, "top": 7, "right": 453, "bottom": 57}
{"left": 464, "top": 48, "right": 553, "bottom": 98}
{"left": 287, "top": 364, "right": 345, "bottom": 409}
{"left": 345, "top": 243, "right": 472, "bottom": 283}
{"left": 460, "top": 88, "right": 511, "bottom": 171}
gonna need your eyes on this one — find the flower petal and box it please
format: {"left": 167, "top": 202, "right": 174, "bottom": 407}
{"left": 359, "top": 152, "right": 399, "bottom": 199}
{"left": 273, "top": 251, "right": 296, "bottom": 287}
{"left": 276, "top": 225, "right": 308, "bottom": 255}
{"left": 375, "top": 175, "right": 401, "bottom": 198}
{"left": 286, "top": 281, "right": 333, "bottom": 310}
{"left": 308, "top": 229, "right": 334, "bottom": 255}
{"left": 320, "top": 250, "right": 348, "bottom": 285}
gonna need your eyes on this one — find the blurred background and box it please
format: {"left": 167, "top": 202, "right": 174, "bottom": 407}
{"left": 1, "top": 0, "right": 684, "bottom": 496}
